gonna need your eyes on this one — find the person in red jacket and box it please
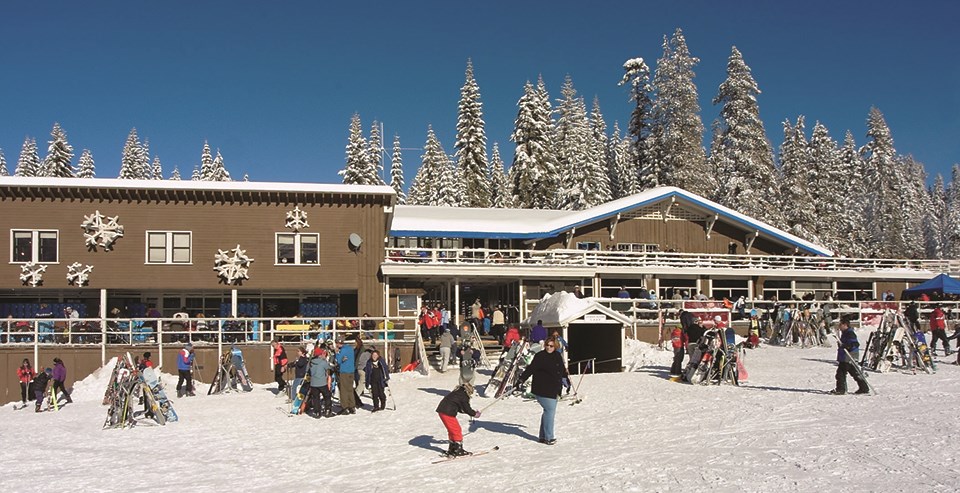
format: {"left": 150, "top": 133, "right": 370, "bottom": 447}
{"left": 272, "top": 339, "right": 289, "bottom": 393}
{"left": 670, "top": 325, "right": 685, "bottom": 375}
{"left": 929, "top": 305, "right": 951, "bottom": 356}
{"left": 503, "top": 325, "right": 521, "bottom": 348}
{"left": 17, "top": 358, "right": 35, "bottom": 408}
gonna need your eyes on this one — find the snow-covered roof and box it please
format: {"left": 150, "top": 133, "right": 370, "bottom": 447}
{"left": 522, "top": 291, "right": 633, "bottom": 327}
{"left": 392, "top": 186, "right": 832, "bottom": 256}
{"left": 0, "top": 176, "right": 396, "bottom": 196}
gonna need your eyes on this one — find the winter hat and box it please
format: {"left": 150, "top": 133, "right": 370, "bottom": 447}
{"left": 461, "top": 382, "right": 475, "bottom": 396}
{"left": 185, "top": 342, "right": 193, "bottom": 350}
{"left": 143, "top": 352, "right": 151, "bottom": 359}
{"left": 714, "top": 315, "right": 722, "bottom": 323}
{"left": 44, "top": 368, "right": 52, "bottom": 374}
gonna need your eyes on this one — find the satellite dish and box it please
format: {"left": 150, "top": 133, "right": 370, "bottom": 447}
{"left": 348, "top": 233, "right": 363, "bottom": 251}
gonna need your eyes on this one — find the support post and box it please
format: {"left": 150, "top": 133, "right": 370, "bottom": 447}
{"left": 454, "top": 277, "right": 461, "bottom": 328}
{"left": 100, "top": 288, "right": 108, "bottom": 366}
{"left": 231, "top": 289, "right": 238, "bottom": 318}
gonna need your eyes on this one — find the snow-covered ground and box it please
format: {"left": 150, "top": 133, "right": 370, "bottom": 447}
{"left": 2, "top": 339, "right": 959, "bottom": 492}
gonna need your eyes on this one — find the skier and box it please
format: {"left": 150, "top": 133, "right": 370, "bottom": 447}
{"left": 51, "top": 358, "right": 73, "bottom": 405}
{"left": 436, "top": 382, "right": 480, "bottom": 457}
{"left": 177, "top": 342, "right": 196, "bottom": 397}
{"left": 356, "top": 345, "right": 373, "bottom": 393}
{"left": 17, "top": 358, "right": 35, "bottom": 408}
{"left": 517, "top": 337, "right": 568, "bottom": 445}
{"left": 271, "top": 339, "right": 288, "bottom": 393}
{"left": 439, "top": 328, "right": 455, "bottom": 373}
{"left": 307, "top": 347, "right": 333, "bottom": 418}
{"left": 669, "top": 325, "right": 684, "bottom": 375}
{"left": 929, "top": 304, "right": 951, "bottom": 356}
{"left": 905, "top": 301, "right": 921, "bottom": 332}
{"left": 335, "top": 339, "right": 357, "bottom": 414}
{"left": 33, "top": 368, "right": 51, "bottom": 412}
{"left": 832, "top": 316, "right": 869, "bottom": 395}
{"left": 364, "top": 349, "right": 390, "bottom": 411}
{"left": 229, "top": 345, "right": 248, "bottom": 390}
{"left": 457, "top": 341, "right": 481, "bottom": 385}
{"left": 287, "top": 346, "right": 309, "bottom": 401}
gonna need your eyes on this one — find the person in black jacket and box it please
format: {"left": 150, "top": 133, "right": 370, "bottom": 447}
{"left": 33, "top": 368, "right": 52, "bottom": 413}
{"left": 287, "top": 347, "right": 309, "bottom": 401}
{"left": 518, "top": 337, "right": 568, "bottom": 445}
{"left": 436, "top": 383, "right": 480, "bottom": 457}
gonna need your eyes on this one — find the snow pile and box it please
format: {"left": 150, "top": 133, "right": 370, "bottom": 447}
{"left": 622, "top": 338, "right": 672, "bottom": 371}
{"left": 69, "top": 356, "right": 118, "bottom": 403}
{"left": 523, "top": 291, "right": 593, "bottom": 327}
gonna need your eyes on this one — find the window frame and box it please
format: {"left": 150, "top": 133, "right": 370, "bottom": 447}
{"left": 9, "top": 229, "right": 60, "bottom": 264}
{"left": 275, "top": 232, "right": 321, "bottom": 266}
{"left": 144, "top": 231, "right": 193, "bottom": 265}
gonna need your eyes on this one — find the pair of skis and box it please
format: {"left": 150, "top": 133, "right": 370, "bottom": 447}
{"left": 432, "top": 446, "right": 499, "bottom": 464}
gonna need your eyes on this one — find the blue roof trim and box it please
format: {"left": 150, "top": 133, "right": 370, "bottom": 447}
{"left": 391, "top": 230, "right": 538, "bottom": 240}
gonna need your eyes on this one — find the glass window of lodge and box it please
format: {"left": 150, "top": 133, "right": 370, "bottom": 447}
{"left": 576, "top": 241, "right": 601, "bottom": 251}
{"left": 276, "top": 233, "right": 319, "bottom": 265}
{"left": 146, "top": 231, "right": 192, "bottom": 264}
{"left": 616, "top": 243, "right": 659, "bottom": 252}
{"left": 10, "top": 230, "right": 58, "bottom": 263}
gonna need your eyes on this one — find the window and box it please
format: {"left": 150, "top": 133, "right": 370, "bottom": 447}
{"left": 276, "top": 233, "right": 320, "bottom": 265}
{"left": 10, "top": 230, "right": 58, "bottom": 263}
{"left": 616, "top": 243, "right": 659, "bottom": 253}
{"left": 146, "top": 231, "right": 192, "bottom": 264}
{"left": 576, "top": 241, "right": 601, "bottom": 251}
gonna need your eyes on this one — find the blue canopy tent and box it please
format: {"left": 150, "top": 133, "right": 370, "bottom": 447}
{"left": 903, "top": 274, "right": 960, "bottom": 297}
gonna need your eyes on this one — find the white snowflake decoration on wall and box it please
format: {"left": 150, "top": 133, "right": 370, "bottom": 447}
{"left": 19, "top": 262, "right": 47, "bottom": 287}
{"left": 214, "top": 245, "right": 254, "bottom": 285}
{"left": 66, "top": 262, "right": 94, "bottom": 286}
{"left": 285, "top": 206, "right": 309, "bottom": 231}
{"left": 81, "top": 210, "right": 124, "bottom": 251}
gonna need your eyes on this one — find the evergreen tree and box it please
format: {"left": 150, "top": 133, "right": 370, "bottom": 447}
{"left": 607, "top": 122, "right": 625, "bottom": 198}
{"left": 119, "top": 129, "right": 143, "bottom": 179}
{"left": 619, "top": 57, "right": 657, "bottom": 191}
{"left": 76, "top": 149, "right": 96, "bottom": 179}
{"left": 709, "top": 47, "right": 779, "bottom": 225}
{"left": 898, "top": 155, "right": 928, "bottom": 259}
{"left": 368, "top": 120, "right": 386, "bottom": 185}
{"left": 510, "top": 80, "right": 559, "bottom": 208}
{"left": 585, "top": 96, "right": 612, "bottom": 206}
{"left": 456, "top": 59, "right": 490, "bottom": 207}
{"left": 778, "top": 117, "right": 818, "bottom": 241}
{"left": 139, "top": 138, "right": 151, "bottom": 179}
{"left": 41, "top": 122, "right": 75, "bottom": 178}
{"left": 199, "top": 141, "right": 215, "bottom": 181}
{"left": 615, "top": 127, "right": 638, "bottom": 197}
{"left": 191, "top": 165, "right": 200, "bottom": 181}
{"left": 488, "top": 142, "right": 512, "bottom": 208}
{"left": 409, "top": 126, "right": 458, "bottom": 206}
{"left": 806, "top": 122, "right": 841, "bottom": 247}
{"left": 944, "top": 165, "right": 960, "bottom": 258}
{"left": 924, "top": 174, "right": 947, "bottom": 258}
{"left": 339, "top": 113, "right": 379, "bottom": 185}
{"left": 0, "top": 149, "right": 7, "bottom": 176}
{"left": 835, "top": 131, "right": 869, "bottom": 257}
{"left": 389, "top": 135, "right": 407, "bottom": 205}
{"left": 151, "top": 156, "right": 163, "bottom": 180}
{"left": 170, "top": 166, "right": 182, "bottom": 181}
{"left": 15, "top": 138, "right": 40, "bottom": 177}
{"left": 209, "top": 150, "right": 231, "bottom": 181}
{"left": 554, "top": 76, "right": 594, "bottom": 210}
{"left": 651, "top": 28, "right": 713, "bottom": 195}
{"left": 861, "top": 107, "right": 903, "bottom": 257}
{"left": 243, "top": 173, "right": 250, "bottom": 182}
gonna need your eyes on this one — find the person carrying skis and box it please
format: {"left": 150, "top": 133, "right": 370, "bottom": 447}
{"left": 832, "top": 316, "right": 869, "bottom": 395}
{"left": 51, "top": 357, "right": 73, "bottom": 405}
{"left": 33, "top": 368, "right": 51, "bottom": 412}
{"left": 364, "top": 349, "right": 390, "bottom": 411}
{"left": 271, "top": 339, "right": 288, "bottom": 393}
{"left": 308, "top": 347, "right": 333, "bottom": 418}
{"left": 436, "top": 382, "right": 480, "bottom": 457}
{"left": 517, "top": 336, "right": 568, "bottom": 445}
{"left": 288, "top": 346, "right": 309, "bottom": 401}
{"left": 335, "top": 338, "right": 357, "bottom": 414}
{"left": 17, "top": 358, "right": 35, "bottom": 408}
{"left": 177, "top": 342, "right": 195, "bottom": 397}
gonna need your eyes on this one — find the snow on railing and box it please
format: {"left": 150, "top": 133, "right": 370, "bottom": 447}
{"left": 384, "top": 247, "right": 959, "bottom": 274}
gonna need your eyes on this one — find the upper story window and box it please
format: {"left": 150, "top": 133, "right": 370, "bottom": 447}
{"left": 11, "top": 230, "right": 59, "bottom": 264}
{"left": 616, "top": 242, "right": 659, "bottom": 253}
{"left": 146, "top": 231, "right": 192, "bottom": 264}
{"left": 276, "top": 233, "right": 319, "bottom": 265}
{"left": 576, "top": 241, "right": 601, "bottom": 251}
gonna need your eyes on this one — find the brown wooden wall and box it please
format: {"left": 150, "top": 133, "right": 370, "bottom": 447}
{"left": 0, "top": 197, "right": 387, "bottom": 315}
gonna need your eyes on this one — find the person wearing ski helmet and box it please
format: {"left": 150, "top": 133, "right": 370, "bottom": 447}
{"left": 517, "top": 336, "right": 568, "bottom": 445}
{"left": 832, "top": 316, "right": 869, "bottom": 395}
{"left": 436, "top": 382, "right": 480, "bottom": 457}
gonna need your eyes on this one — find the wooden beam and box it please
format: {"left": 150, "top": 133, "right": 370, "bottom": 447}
{"left": 705, "top": 214, "right": 718, "bottom": 240}
{"left": 608, "top": 213, "right": 620, "bottom": 241}
{"left": 745, "top": 230, "right": 759, "bottom": 254}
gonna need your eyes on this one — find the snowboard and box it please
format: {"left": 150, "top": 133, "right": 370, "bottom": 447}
{"left": 141, "top": 367, "right": 179, "bottom": 423}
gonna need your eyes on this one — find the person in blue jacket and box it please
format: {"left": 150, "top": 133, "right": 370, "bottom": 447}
{"left": 833, "top": 316, "right": 868, "bottom": 395}
{"left": 530, "top": 319, "right": 547, "bottom": 344}
{"left": 335, "top": 339, "right": 357, "bottom": 414}
{"left": 176, "top": 342, "right": 195, "bottom": 397}
{"left": 364, "top": 349, "right": 390, "bottom": 411}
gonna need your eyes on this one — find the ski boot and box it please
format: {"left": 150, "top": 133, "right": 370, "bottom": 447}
{"left": 448, "top": 441, "right": 470, "bottom": 457}
{"left": 177, "top": 388, "right": 184, "bottom": 398}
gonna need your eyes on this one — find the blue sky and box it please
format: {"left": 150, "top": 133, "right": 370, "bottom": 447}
{"left": 1, "top": 1, "right": 957, "bottom": 184}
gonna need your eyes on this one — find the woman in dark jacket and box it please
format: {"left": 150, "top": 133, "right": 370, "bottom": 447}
{"left": 518, "top": 337, "right": 567, "bottom": 445}
{"left": 436, "top": 383, "right": 480, "bottom": 457}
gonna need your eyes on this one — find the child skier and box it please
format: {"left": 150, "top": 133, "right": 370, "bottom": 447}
{"left": 33, "top": 368, "right": 51, "bottom": 412}
{"left": 17, "top": 359, "right": 35, "bottom": 408}
{"left": 832, "top": 316, "right": 869, "bottom": 395}
{"left": 436, "top": 382, "right": 480, "bottom": 456}
{"left": 364, "top": 349, "right": 390, "bottom": 411}
{"left": 288, "top": 346, "right": 309, "bottom": 400}
{"left": 670, "top": 325, "right": 684, "bottom": 375}
{"left": 51, "top": 358, "right": 73, "bottom": 404}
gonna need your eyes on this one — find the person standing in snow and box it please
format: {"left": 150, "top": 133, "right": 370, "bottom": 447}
{"left": 670, "top": 325, "right": 685, "bottom": 375}
{"left": 929, "top": 304, "right": 951, "bottom": 356}
{"left": 288, "top": 346, "right": 309, "bottom": 400}
{"left": 832, "top": 316, "right": 869, "bottom": 395}
{"left": 335, "top": 338, "right": 357, "bottom": 414}
{"left": 306, "top": 347, "right": 333, "bottom": 417}
{"left": 518, "top": 337, "right": 568, "bottom": 445}
{"left": 439, "top": 327, "right": 455, "bottom": 373}
{"left": 51, "top": 358, "right": 73, "bottom": 404}
{"left": 176, "top": 343, "right": 195, "bottom": 397}
{"left": 491, "top": 306, "right": 505, "bottom": 337}
{"left": 436, "top": 382, "right": 480, "bottom": 457}
{"left": 17, "top": 358, "right": 35, "bottom": 408}
{"left": 33, "top": 368, "right": 51, "bottom": 412}
{"left": 271, "top": 339, "right": 288, "bottom": 393}
{"left": 138, "top": 352, "right": 155, "bottom": 418}
{"left": 364, "top": 349, "right": 390, "bottom": 411}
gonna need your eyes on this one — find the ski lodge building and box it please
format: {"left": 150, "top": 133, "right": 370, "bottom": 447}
{"left": 0, "top": 177, "right": 955, "bottom": 401}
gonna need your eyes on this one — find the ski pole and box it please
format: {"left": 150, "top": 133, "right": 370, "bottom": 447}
{"left": 470, "top": 392, "right": 510, "bottom": 422}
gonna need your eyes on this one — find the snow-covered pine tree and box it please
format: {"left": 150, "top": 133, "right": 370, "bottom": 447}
{"left": 0, "top": 149, "right": 7, "bottom": 176}
{"left": 778, "top": 117, "right": 818, "bottom": 242}
{"left": 139, "top": 139, "right": 151, "bottom": 180}
{"left": 860, "top": 107, "right": 903, "bottom": 257}
{"left": 368, "top": 120, "right": 386, "bottom": 185}
{"left": 834, "top": 131, "right": 869, "bottom": 257}
{"left": 199, "top": 141, "right": 215, "bottom": 181}
{"left": 943, "top": 165, "right": 960, "bottom": 258}
{"left": 40, "top": 122, "right": 75, "bottom": 178}
{"left": 488, "top": 142, "right": 511, "bottom": 208}
{"left": 191, "top": 165, "right": 200, "bottom": 181}
{"left": 651, "top": 28, "right": 713, "bottom": 195}
{"left": 897, "top": 155, "right": 928, "bottom": 259}
{"left": 615, "top": 127, "right": 638, "bottom": 197}
{"left": 208, "top": 150, "right": 231, "bottom": 181}
{"left": 924, "top": 174, "right": 947, "bottom": 258}
{"left": 389, "top": 135, "right": 407, "bottom": 205}
{"left": 119, "top": 129, "right": 143, "bottom": 179}
{"left": 151, "top": 156, "right": 163, "bottom": 180}
{"left": 709, "top": 47, "right": 779, "bottom": 225}
{"left": 170, "top": 166, "right": 182, "bottom": 181}
{"left": 607, "top": 122, "right": 624, "bottom": 198}
{"left": 510, "top": 81, "right": 559, "bottom": 208}
{"left": 76, "top": 149, "right": 95, "bottom": 179}
{"left": 806, "top": 121, "right": 842, "bottom": 248}
{"left": 455, "top": 59, "right": 490, "bottom": 207}
{"left": 587, "top": 97, "right": 612, "bottom": 206}
{"left": 619, "top": 57, "right": 657, "bottom": 191}
{"left": 339, "top": 113, "right": 379, "bottom": 185}
{"left": 15, "top": 138, "right": 39, "bottom": 177}
{"left": 554, "top": 76, "right": 594, "bottom": 210}
{"left": 243, "top": 173, "right": 249, "bottom": 182}
{"left": 409, "top": 126, "right": 459, "bottom": 206}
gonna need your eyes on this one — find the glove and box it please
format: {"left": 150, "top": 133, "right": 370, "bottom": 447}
{"left": 473, "top": 411, "right": 481, "bottom": 419}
